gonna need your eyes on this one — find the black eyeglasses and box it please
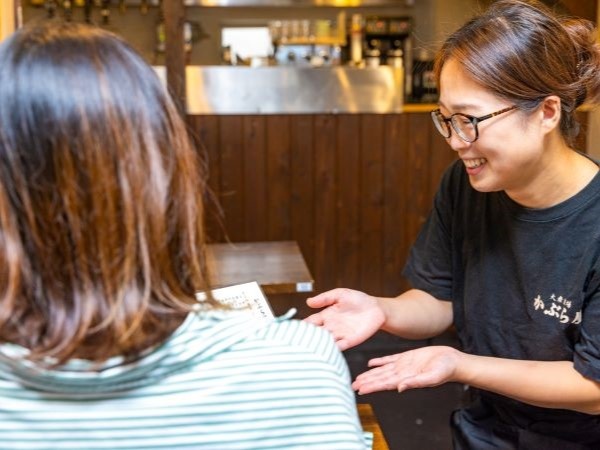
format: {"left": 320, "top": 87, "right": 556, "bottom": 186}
{"left": 431, "top": 105, "right": 518, "bottom": 143}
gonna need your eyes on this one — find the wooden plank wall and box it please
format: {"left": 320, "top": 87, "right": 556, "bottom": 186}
{"left": 187, "top": 113, "right": 456, "bottom": 297}
{"left": 188, "top": 111, "right": 590, "bottom": 297}
{"left": 188, "top": 112, "right": 589, "bottom": 297}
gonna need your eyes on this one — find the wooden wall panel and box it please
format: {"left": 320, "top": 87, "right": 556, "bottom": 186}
{"left": 190, "top": 112, "right": 458, "bottom": 297}
{"left": 186, "top": 115, "right": 224, "bottom": 242}
{"left": 218, "top": 116, "right": 245, "bottom": 242}
{"left": 359, "top": 115, "right": 385, "bottom": 295}
{"left": 289, "top": 116, "right": 315, "bottom": 271}
{"left": 403, "top": 113, "right": 432, "bottom": 283}
{"left": 313, "top": 115, "right": 338, "bottom": 291}
{"left": 574, "top": 111, "right": 588, "bottom": 154}
{"left": 382, "top": 114, "right": 410, "bottom": 295}
{"left": 266, "top": 116, "right": 292, "bottom": 241}
{"left": 336, "top": 115, "right": 361, "bottom": 290}
{"left": 428, "top": 127, "right": 456, "bottom": 202}
{"left": 242, "top": 116, "right": 267, "bottom": 241}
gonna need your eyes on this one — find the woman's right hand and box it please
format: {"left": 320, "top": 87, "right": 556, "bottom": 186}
{"left": 304, "top": 288, "right": 386, "bottom": 351}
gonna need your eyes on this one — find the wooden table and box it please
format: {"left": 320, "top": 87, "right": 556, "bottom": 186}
{"left": 207, "top": 241, "right": 314, "bottom": 295}
{"left": 358, "top": 403, "right": 390, "bottom": 450}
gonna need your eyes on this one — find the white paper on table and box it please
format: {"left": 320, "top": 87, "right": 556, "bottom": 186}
{"left": 196, "top": 281, "right": 274, "bottom": 319}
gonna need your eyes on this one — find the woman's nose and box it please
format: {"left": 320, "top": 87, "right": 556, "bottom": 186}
{"left": 447, "top": 132, "right": 471, "bottom": 152}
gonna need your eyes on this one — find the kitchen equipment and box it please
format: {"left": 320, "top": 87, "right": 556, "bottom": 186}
{"left": 387, "top": 48, "right": 403, "bottom": 68}
{"left": 350, "top": 13, "right": 363, "bottom": 66}
{"left": 363, "top": 16, "right": 412, "bottom": 95}
{"left": 365, "top": 48, "right": 381, "bottom": 67}
{"left": 412, "top": 48, "right": 437, "bottom": 102}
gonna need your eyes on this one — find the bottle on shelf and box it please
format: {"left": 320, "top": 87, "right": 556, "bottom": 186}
{"left": 412, "top": 48, "right": 437, "bottom": 103}
{"left": 387, "top": 48, "right": 403, "bottom": 69}
{"left": 349, "top": 13, "right": 363, "bottom": 67}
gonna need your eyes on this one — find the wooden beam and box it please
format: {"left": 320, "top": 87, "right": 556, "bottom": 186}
{"left": 162, "top": 0, "right": 186, "bottom": 114}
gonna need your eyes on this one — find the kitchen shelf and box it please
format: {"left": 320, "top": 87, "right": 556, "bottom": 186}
{"left": 271, "top": 12, "right": 346, "bottom": 47}
{"left": 277, "top": 36, "right": 346, "bottom": 46}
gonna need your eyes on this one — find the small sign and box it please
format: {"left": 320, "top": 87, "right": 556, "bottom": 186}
{"left": 296, "top": 282, "right": 313, "bottom": 293}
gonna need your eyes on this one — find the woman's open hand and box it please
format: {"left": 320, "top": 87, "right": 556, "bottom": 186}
{"left": 352, "top": 345, "right": 462, "bottom": 394}
{"left": 304, "top": 288, "right": 385, "bottom": 351}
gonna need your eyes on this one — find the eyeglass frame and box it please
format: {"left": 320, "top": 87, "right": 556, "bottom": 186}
{"left": 431, "top": 105, "right": 518, "bottom": 143}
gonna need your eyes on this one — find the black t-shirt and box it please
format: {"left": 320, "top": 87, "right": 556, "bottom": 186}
{"left": 403, "top": 159, "right": 600, "bottom": 443}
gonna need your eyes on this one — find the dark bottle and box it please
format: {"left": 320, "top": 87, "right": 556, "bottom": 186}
{"left": 412, "top": 49, "right": 438, "bottom": 103}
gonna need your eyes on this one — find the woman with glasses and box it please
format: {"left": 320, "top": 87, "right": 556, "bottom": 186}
{"left": 307, "top": 0, "right": 600, "bottom": 448}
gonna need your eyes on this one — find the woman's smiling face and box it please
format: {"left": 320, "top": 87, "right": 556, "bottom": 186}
{"left": 438, "top": 58, "right": 548, "bottom": 195}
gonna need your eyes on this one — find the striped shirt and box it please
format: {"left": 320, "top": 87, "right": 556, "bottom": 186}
{"left": 0, "top": 311, "right": 371, "bottom": 449}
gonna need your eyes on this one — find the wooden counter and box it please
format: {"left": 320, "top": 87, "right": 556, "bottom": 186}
{"left": 358, "top": 403, "right": 390, "bottom": 450}
{"left": 207, "top": 240, "right": 313, "bottom": 294}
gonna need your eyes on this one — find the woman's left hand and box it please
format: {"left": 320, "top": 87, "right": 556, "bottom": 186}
{"left": 352, "top": 346, "right": 462, "bottom": 395}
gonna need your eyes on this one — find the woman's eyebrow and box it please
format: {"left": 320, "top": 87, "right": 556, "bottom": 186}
{"left": 438, "top": 101, "right": 483, "bottom": 113}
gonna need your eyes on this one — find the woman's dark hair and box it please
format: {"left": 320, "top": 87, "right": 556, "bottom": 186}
{"left": 435, "top": 0, "right": 600, "bottom": 146}
{"left": 0, "top": 21, "right": 214, "bottom": 364}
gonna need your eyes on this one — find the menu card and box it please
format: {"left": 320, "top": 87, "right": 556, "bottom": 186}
{"left": 196, "top": 281, "right": 274, "bottom": 319}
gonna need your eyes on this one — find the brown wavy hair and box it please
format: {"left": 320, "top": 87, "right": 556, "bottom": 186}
{"left": 0, "top": 21, "right": 214, "bottom": 365}
{"left": 435, "top": 0, "right": 600, "bottom": 146}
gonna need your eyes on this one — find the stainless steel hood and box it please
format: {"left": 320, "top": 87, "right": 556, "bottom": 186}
{"left": 124, "top": 0, "right": 414, "bottom": 7}
{"left": 154, "top": 65, "right": 405, "bottom": 114}
{"left": 183, "top": 0, "right": 414, "bottom": 6}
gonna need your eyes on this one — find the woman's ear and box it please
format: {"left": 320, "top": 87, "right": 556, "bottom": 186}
{"left": 539, "top": 95, "right": 562, "bottom": 134}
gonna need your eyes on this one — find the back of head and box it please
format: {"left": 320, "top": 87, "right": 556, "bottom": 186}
{"left": 0, "top": 21, "right": 212, "bottom": 364}
{"left": 435, "top": 0, "right": 600, "bottom": 146}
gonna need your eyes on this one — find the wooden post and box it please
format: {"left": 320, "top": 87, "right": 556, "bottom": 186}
{"left": 162, "top": 0, "right": 186, "bottom": 115}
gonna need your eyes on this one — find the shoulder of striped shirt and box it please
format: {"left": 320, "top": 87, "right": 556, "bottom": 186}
{"left": 186, "top": 313, "right": 350, "bottom": 378}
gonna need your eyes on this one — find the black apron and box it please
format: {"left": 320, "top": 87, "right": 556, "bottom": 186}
{"left": 450, "top": 390, "right": 598, "bottom": 450}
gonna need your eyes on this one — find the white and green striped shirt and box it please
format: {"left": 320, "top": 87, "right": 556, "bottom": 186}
{"left": 0, "top": 311, "right": 371, "bottom": 449}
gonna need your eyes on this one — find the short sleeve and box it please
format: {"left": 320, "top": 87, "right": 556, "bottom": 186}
{"left": 402, "top": 163, "right": 457, "bottom": 301}
{"left": 574, "top": 270, "right": 600, "bottom": 381}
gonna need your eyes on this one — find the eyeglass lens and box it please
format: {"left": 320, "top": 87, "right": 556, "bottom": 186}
{"left": 431, "top": 111, "right": 451, "bottom": 138}
{"left": 450, "top": 114, "right": 477, "bottom": 142}
{"left": 431, "top": 111, "right": 477, "bottom": 142}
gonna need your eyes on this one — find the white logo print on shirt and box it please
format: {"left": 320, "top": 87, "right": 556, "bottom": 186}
{"left": 533, "top": 294, "right": 582, "bottom": 324}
